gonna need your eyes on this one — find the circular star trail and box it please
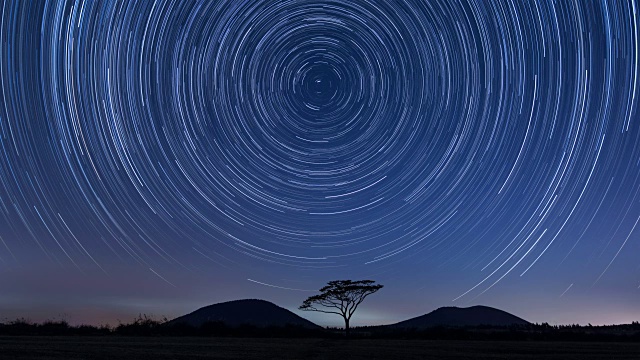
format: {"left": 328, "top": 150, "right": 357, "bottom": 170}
{"left": 0, "top": 0, "right": 639, "bottom": 298}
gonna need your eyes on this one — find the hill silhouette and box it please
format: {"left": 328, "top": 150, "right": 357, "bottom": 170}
{"left": 168, "top": 299, "right": 320, "bottom": 329}
{"left": 390, "top": 305, "right": 529, "bottom": 328}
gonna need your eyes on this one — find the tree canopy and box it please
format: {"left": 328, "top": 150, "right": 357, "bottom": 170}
{"left": 300, "top": 279, "right": 383, "bottom": 337}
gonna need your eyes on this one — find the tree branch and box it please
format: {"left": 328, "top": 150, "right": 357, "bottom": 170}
{"left": 300, "top": 280, "right": 383, "bottom": 327}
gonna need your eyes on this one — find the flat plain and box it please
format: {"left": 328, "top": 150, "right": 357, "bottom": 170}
{"left": 1, "top": 336, "right": 639, "bottom": 359}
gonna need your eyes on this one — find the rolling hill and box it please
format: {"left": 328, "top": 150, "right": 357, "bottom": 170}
{"left": 168, "top": 299, "right": 320, "bottom": 329}
{"left": 390, "top": 305, "right": 530, "bottom": 328}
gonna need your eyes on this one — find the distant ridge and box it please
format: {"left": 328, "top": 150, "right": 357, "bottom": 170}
{"left": 168, "top": 299, "right": 320, "bottom": 329}
{"left": 390, "top": 305, "right": 529, "bottom": 328}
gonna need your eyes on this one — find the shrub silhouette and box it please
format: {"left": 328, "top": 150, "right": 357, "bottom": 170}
{"left": 114, "top": 314, "right": 167, "bottom": 336}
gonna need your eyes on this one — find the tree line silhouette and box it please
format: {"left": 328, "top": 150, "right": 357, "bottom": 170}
{"left": 0, "top": 315, "right": 323, "bottom": 338}
{"left": 1, "top": 317, "right": 639, "bottom": 341}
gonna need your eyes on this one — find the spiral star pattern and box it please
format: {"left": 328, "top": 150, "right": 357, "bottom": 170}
{"left": 0, "top": 0, "right": 639, "bottom": 299}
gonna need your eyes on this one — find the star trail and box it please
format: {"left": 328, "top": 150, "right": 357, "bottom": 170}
{"left": 1, "top": 0, "right": 639, "bottom": 326}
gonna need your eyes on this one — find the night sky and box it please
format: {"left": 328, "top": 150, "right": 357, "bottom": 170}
{"left": 1, "top": 0, "right": 639, "bottom": 327}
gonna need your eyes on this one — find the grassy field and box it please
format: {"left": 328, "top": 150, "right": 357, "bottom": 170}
{"left": 0, "top": 336, "right": 638, "bottom": 359}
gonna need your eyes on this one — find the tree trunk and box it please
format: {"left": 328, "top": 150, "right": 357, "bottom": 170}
{"left": 344, "top": 317, "right": 350, "bottom": 338}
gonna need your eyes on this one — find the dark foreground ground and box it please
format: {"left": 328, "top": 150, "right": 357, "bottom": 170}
{"left": 0, "top": 336, "right": 639, "bottom": 359}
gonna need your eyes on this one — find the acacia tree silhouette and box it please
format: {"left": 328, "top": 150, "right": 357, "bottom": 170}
{"left": 299, "top": 280, "right": 383, "bottom": 337}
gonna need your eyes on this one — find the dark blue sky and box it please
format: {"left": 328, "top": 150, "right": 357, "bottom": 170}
{"left": 1, "top": 0, "right": 639, "bottom": 327}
